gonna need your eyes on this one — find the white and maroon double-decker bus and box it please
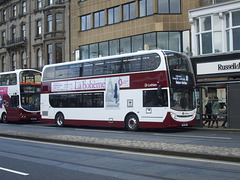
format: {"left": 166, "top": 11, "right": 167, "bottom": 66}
{"left": 41, "top": 50, "right": 196, "bottom": 131}
{"left": 0, "top": 69, "right": 41, "bottom": 123}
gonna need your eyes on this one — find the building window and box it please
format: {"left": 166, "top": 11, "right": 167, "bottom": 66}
{"left": 12, "top": 27, "right": 16, "bottom": 41}
{"left": 47, "top": 44, "right": 52, "bottom": 64}
{"left": 37, "top": 0, "right": 42, "bottom": 9}
{"left": 99, "top": 41, "right": 108, "bottom": 57}
{"left": 226, "top": 10, "right": 240, "bottom": 51}
{"left": 81, "top": 14, "right": 91, "bottom": 31}
{"left": 3, "top": 10, "right": 6, "bottom": 21}
{"left": 144, "top": 33, "right": 156, "bottom": 50}
{"left": 13, "top": 5, "right": 17, "bottom": 17}
{"left": 139, "top": 0, "right": 153, "bottom": 17}
{"left": 79, "top": 32, "right": 182, "bottom": 60}
{"left": 37, "top": 20, "right": 42, "bottom": 37}
{"left": 56, "top": 13, "right": 63, "bottom": 31}
{"left": 80, "top": 45, "right": 89, "bottom": 60}
{"left": 12, "top": 54, "right": 16, "bottom": 70}
{"left": 2, "top": 31, "right": 6, "bottom": 46}
{"left": 123, "top": 2, "right": 136, "bottom": 21}
{"left": 56, "top": 43, "right": 63, "bottom": 63}
{"left": 108, "top": 6, "right": 119, "bottom": 25}
{"left": 47, "top": 0, "right": 53, "bottom": 6}
{"left": 47, "top": 14, "right": 53, "bottom": 32}
{"left": 22, "top": 1, "right": 27, "bottom": 14}
{"left": 37, "top": 49, "right": 42, "bottom": 68}
{"left": 120, "top": 37, "right": 131, "bottom": 54}
{"left": 109, "top": 39, "right": 119, "bottom": 55}
{"left": 158, "top": 0, "right": 181, "bottom": 14}
{"left": 94, "top": 10, "right": 104, "bottom": 28}
{"left": 195, "top": 15, "right": 224, "bottom": 55}
{"left": 22, "top": 24, "right": 26, "bottom": 38}
{"left": 22, "top": 52, "right": 27, "bottom": 68}
{"left": 90, "top": 43, "right": 98, "bottom": 58}
{"left": 196, "top": 16, "right": 212, "bottom": 54}
{"left": 132, "top": 35, "right": 143, "bottom": 52}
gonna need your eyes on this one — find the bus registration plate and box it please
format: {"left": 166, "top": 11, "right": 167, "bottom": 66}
{"left": 181, "top": 123, "right": 188, "bottom": 127}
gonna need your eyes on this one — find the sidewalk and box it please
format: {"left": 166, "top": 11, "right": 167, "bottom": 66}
{"left": 0, "top": 128, "right": 240, "bottom": 163}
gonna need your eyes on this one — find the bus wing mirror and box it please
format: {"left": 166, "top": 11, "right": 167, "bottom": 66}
{"left": 157, "top": 85, "right": 162, "bottom": 97}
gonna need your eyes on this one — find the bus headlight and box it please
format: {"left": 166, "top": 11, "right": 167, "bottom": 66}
{"left": 170, "top": 112, "right": 177, "bottom": 120}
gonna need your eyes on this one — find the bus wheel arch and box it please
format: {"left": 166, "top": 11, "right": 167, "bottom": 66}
{"left": 55, "top": 112, "right": 65, "bottom": 127}
{"left": 125, "top": 113, "right": 139, "bottom": 131}
{"left": 1, "top": 112, "right": 7, "bottom": 123}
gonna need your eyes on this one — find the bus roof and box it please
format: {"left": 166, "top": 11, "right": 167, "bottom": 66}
{"left": 42, "top": 49, "right": 180, "bottom": 71}
{"left": 0, "top": 69, "right": 41, "bottom": 75}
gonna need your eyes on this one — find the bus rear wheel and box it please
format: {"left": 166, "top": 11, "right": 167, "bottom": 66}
{"left": 55, "top": 113, "right": 64, "bottom": 127}
{"left": 1, "top": 113, "right": 7, "bottom": 123}
{"left": 125, "top": 114, "right": 139, "bottom": 131}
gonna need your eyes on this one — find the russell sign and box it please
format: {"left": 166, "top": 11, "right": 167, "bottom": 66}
{"left": 197, "top": 59, "right": 240, "bottom": 75}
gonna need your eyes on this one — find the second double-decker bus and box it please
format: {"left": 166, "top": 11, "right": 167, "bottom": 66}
{"left": 0, "top": 69, "right": 41, "bottom": 123}
{"left": 41, "top": 50, "right": 196, "bottom": 131}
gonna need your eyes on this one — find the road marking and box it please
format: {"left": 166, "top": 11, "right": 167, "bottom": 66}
{"left": 0, "top": 167, "right": 29, "bottom": 176}
{"left": 153, "top": 133, "right": 231, "bottom": 140}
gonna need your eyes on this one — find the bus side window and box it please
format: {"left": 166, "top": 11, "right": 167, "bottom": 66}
{"left": 55, "top": 66, "right": 69, "bottom": 79}
{"left": 69, "top": 64, "right": 81, "bottom": 78}
{"left": 9, "top": 74, "right": 17, "bottom": 85}
{"left": 142, "top": 54, "right": 160, "bottom": 71}
{"left": 83, "top": 63, "right": 93, "bottom": 77}
{"left": 143, "top": 90, "right": 168, "bottom": 107}
{"left": 114, "top": 58, "right": 122, "bottom": 73}
{"left": 104, "top": 60, "right": 113, "bottom": 74}
{"left": 93, "top": 61, "right": 104, "bottom": 75}
{"left": 11, "top": 95, "right": 19, "bottom": 108}
{"left": 43, "top": 67, "right": 55, "bottom": 81}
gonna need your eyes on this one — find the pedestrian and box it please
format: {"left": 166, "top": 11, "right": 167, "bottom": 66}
{"left": 211, "top": 97, "right": 220, "bottom": 128}
{"left": 204, "top": 98, "right": 212, "bottom": 127}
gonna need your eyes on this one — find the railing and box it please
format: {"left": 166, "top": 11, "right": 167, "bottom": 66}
{"left": 7, "top": 37, "right": 27, "bottom": 46}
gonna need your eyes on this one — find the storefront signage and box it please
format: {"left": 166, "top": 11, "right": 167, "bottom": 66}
{"left": 197, "top": 59, "right": 240, "bottom": 75}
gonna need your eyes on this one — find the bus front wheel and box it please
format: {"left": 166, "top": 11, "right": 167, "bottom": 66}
{"left": 125, "top": 114, "right": 139, "bottom": 131}
{"left": 1, "top": 113, "right": 7, "bottom": 123}
{"left": 55, "top": 113, "right": 64, "bottom": 127}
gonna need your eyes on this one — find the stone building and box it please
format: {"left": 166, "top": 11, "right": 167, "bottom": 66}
{"left": 0, "top": 0, "right": 70, "bottom": 72}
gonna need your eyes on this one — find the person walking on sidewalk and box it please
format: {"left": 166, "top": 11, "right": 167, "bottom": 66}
{"left": 211, "top": 97, "right": 220, "bottom": 128}
{"left": 204, "top": 98, "right": 212, "bottom": 127}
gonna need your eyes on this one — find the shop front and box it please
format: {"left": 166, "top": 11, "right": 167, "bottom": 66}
{"left": 192, "top": 52, "right": 240, "bottom": 129}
